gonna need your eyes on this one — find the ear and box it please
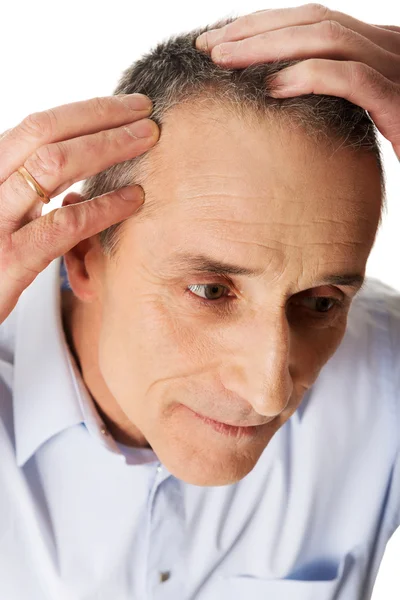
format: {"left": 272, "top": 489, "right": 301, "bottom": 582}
{"left": 61, "top": 192, "right": 105, "bottom": 303}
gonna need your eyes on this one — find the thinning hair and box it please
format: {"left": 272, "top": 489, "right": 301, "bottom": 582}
{"left": 80, "top": 16, "right": 386, "bottom": 257}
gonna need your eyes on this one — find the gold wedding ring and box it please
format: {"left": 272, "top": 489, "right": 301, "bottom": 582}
{"left": 17, "top": 166, "right": 50, "bottom": 204}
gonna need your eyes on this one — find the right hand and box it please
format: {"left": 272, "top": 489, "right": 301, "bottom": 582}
{"left": 0, "top": 94, "right": 159, "bottom": 324}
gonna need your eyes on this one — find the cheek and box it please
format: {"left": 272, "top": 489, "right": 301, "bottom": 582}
{"left": 96, "top": 289, "right": 218, "bottom": 403}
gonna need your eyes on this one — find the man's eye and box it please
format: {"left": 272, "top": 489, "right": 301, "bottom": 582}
{"left": 187, "top": 284, "right": 229, "bottom": 301}
{"left": 294, "top": 296, "right": 342, "bottom": 313}
{"left": 186, "top": 285, "right": 344, "bottom": 316}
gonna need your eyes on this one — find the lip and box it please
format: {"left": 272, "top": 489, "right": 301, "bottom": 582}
{"left": 183, "top": 406, "right": 269, "bottom": 438}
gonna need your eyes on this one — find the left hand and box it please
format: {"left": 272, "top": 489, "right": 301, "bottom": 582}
{"left": 196, "top": 4, "right": 400, "bottom": 159}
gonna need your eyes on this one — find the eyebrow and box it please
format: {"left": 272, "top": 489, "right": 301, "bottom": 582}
{"left": 167, "top": 252, "right": 366, "bottom": 291}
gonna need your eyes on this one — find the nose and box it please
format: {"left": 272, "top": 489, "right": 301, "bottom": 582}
{"left": 219, "top": 308, "right": 293, "bottom": 418}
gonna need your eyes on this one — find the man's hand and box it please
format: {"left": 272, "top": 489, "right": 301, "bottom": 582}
{"left": 196, "top": 3, "right": 400, "bottom": 159}
{"left": 0, "top": 94, "right": 159, "bottom": 324}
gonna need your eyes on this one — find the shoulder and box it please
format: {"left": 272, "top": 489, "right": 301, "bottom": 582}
{"left": 0, "top": 302, "right": 18, "bottom": 386}
{"left": 0, "top": 306, "right": 18, "bottom": 444}
{"left": 349, "top": 275, "right": 400, "bottom": 331}
{"left": 0, "top": 304, "right": 17, "bottom": 369}
{"left": 345, "top": 276, "right": 400, "bottom": 380}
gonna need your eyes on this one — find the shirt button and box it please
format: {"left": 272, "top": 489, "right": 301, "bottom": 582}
{"left": 159, "top": 571, "right": 171, "bottom": 583}
{"left": 156, "top": 465, "right": 162, "bottom": 473}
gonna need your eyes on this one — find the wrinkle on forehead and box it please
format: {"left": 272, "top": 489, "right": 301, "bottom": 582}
{"left": 123, "top": 100, "right": 381, "bottom": 270}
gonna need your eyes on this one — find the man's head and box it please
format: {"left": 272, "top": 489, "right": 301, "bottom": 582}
{"left": 63, "top": 18, "right": 384, "bottom": 486}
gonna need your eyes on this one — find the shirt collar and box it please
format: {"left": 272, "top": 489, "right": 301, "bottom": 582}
{"left": 13, "top": 257, "right": 158, "bottom": 468}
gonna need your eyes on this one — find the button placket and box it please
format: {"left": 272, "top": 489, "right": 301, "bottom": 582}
{"left": 146, "top": 473, "right": 186, "bottom": 598}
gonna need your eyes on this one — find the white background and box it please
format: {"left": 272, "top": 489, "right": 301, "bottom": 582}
{"left": 0, "top": 1, "right": 398, "bottom": 597}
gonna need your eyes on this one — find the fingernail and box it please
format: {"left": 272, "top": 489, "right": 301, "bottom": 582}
{"left": 196, "top": 29, "right": 223, "bottom": 51}
{"left": 119, "top": 93, "right": 153, "bottom": 111}
{"left": 268, "top": 79, "right": 286, "bottom": 97}
{"left": 266, "top": 70, "right": 296, "bottom": 97}
{"left": 196, "top": 33, "right": 208, "bottom": 50}
{"left": 211, "top": 44, "right": 231, "bottom": 63}
{"left": 124, "top": 119, "right": 157, "bottom": 139}
{"left": 269, "top": 90, "right": 287, "bottom": 98}
{"left": 271, "top": 68, "right": 296, "bottom": 87}
{"left": 118, "top": 185, "right": 145, "bottom": 205}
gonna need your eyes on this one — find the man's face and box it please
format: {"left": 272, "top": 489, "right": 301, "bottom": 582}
{"left": 83, "top": 103, "right": 381, "bottom": 486}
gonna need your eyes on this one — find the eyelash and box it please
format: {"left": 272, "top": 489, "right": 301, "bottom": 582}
{"left": 186, "top": 283, "right": 346, "bottom": 317}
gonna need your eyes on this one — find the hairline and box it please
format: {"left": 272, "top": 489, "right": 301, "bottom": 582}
{"left": 97, "top": 93, "right": 386, "bottom": 258}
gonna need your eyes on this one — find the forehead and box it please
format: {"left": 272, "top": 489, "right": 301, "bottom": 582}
{"left": 132, "top": 102, "right": 381, "bottom": 271}
{"left": 146, "top": 101, "right": 380, "bottom": 211}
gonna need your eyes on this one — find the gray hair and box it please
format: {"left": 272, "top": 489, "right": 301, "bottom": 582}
{"left": 80, "top": 16, "right": 386, "bottom": 257}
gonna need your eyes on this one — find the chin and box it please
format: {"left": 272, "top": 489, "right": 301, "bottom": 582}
{"left": 151, "top": 433, "right": 266, "bottom": 487}
{"left": 165, "top": 455, "right": 256, "bottom": 486}
{"left": 144, "top": 403, "right": 278, "bottom": 486}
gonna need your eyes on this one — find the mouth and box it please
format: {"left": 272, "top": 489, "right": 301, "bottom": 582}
{"left": 183, "top": 406, "right": 272, "bottom": 439}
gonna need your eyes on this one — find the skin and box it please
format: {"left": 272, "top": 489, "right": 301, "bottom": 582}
{"left": 62, "top": 101, "right": 382, "bottom": 487}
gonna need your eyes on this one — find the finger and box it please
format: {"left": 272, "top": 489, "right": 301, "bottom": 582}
{"left": 268, "top": 59, "right": 400, "bottom": 147}
{"left": 374, "top": 25, "right": 400, "bottom": 34}
{"left": 6, "top": 185, "right": 145, "bottom": 293}
{"left": 0, "top": 118, "right": 159, "bottom": 231}
{"left": 0, "top": 94, "right": 153, "bottom": 183}
{"left": 0, "top": 191, "right": 84, "bottom": 245}
{"left": 209, "top": 20, "right": 399, "bottom": 80}
{"left": 196, "top": 5, "right": 400, "bottom": 55}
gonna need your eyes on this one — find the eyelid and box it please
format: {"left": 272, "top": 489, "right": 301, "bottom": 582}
{"left": 186, "top": 274, "right": 242, "bottom": 297}
{"left": 290, "top": 288, "right": 348, "bottom": 309}
{"left": 186, "top": 277, "right": 351, "bottom": 303}
{"left": 294, "top": 285, "right": 345, "bottom": 297}
{"left": 187, "top": 282, "right": 232, "bottom": 299}
{"left": 185, "top": 285, "right": 351, "bottom": 329}
{"left": 186, "top": 283, "right": 236, "bottom": 311}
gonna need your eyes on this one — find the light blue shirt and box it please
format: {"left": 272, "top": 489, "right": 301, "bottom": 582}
{"left": 1, "top": 257, "right": 400, "bottom": 600}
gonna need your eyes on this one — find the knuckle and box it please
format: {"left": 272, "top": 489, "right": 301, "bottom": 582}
{"left": 348, "top": 62, "right": 387, "bottom": 100}
{"left": 5, "top": 242, "right": 39, "bottom": 285}
{"left": 19, "top": 109, "right": 56, "bottom": 140}
{"left": 90, "top": 96, "right": 112, "bottom": 119}
{"left": 347, "top": 61, "right": 369, "bottom": 89}
{"left": 319, "top": 19, "right": 344, "bottom": 43}
{"left": 26, "top": 142, "right": 68, "bottom": 178}
{"left": 306, "top": 3, "right": 330, "bottom": 20}
{"left": 300, "top": 58, "right": 322, "bottom": 77}
{"left": 99, "top": 127, "right": 114, "bottom": 149}
{"left": 49, "top": 206, "right": 83, "bottom": 237}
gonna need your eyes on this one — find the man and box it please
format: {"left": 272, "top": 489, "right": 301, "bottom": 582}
{"left": 0, "top": 5, "right": 399, "bottom": 599}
